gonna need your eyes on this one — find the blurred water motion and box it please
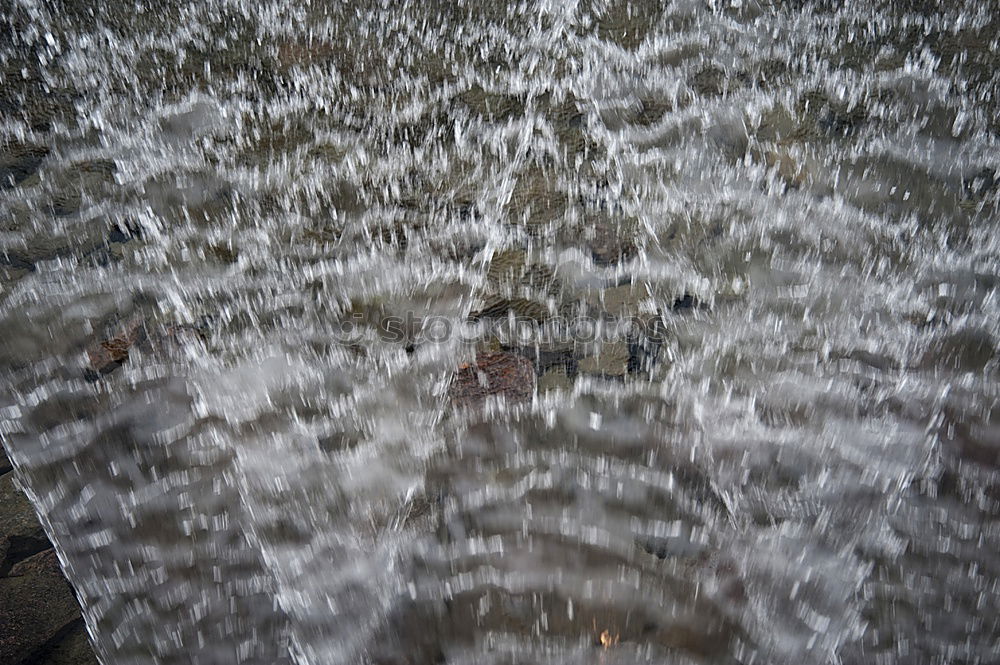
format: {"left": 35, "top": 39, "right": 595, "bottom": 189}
{"left": 1, "top": 0, "right": 999, "bottom": 663}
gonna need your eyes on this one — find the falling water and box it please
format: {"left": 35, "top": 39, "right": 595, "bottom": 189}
{"left": 2, "top": 0, "right": 999, "bottom": 663}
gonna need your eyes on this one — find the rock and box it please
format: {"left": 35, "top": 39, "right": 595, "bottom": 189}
{"left": 448, "top": 352, "right": 535, "bottom": 409}
{"left": 6, "top": 85, "right": 79, "bottom": 132}
{"left": 578, "top": 342, "right": 630, "bottom": 377}
{"left": 158, "top": 98, "right": 226, "bottom": 140}
{"left": 48, "top": 191, "right": 82, "bottom": 217}
{"left": 627, "top": 336, "right": 662, "bottom": 374}
{"left": 0, "top": 142, "right": 48, "bottom": 190}
{"left": 485, "top": 250, "right": 560, "bottom": 296}
{"left": 82, "top": 313, "right": 211, "bottom": 378}
{"left": 672, "top": 293, "right": 705, "bottom": 312}
{"left": 1, "top": 448, "right": 11, "bottom": 475}
{"left": 0, "top": 549, "right": 88, "bottom": 665}
{"left": 629, "top": 311, "right": 668, "bottom": 370}
{"left": 796, "top": 89, "right": 868, "bottom": 138}
{"left": 142, "top": 171, "right": 233, "bottom": 221}
{"left": 0, "top": 474, "right": 49, "bottom": 575}
{"left": 470, "top": 296, "right": 549, "bottom": 322}
{"left": 41, "top": 159, "right": 119, "bottom": 220}
{"left": 53, "top": 160, "right": 118, "bottom": 202}
{"left": 318, "top": 431, "right": 364, "bottom": 454}
{"left": 690, "top": 66, "right": 726, "bottom": 97}
{"left": 923, "top": 327, "right": 996, "bottom": 373}
{"left": 589, "top": 218, "right": 638, "bottom": 266}
{"left": 237, "top": 119, "right": 316, "bottom": 167}
{"left": 157, "top": 321, "right": 210, "bottom": 349}
{"left": 509, "top": 343, "right": 576, "bottom": 375}
{"left": 538, "top": 366, "right": 574, "bottom": 393}
{"left": 26, "top": 620, "right": 97, "bottom": 665}
{"left": 631, "top": 97, "right": 673, "bottom": 127}
{"left": 456, "top": 85, "right": 524, "bottom": 122}
{"left": 207, "top": 242, "right": 239, "bottom": 264}
{"left": 587, "top": 284, "right": 646, "bottom": 317}
{"left": 69, "top": 159, "right": 116, "bottom": 181}
{"left": 542, "top": 93, "right": 585, "bottom": 131}
{"left": 963, "top": 167, "right": 997, "bottom": 200}
{"left": 509, "top": 169, "right": 568, "bottom": 233}
{"left": 0, "top": 265, "right": 31, "bottom": 295}
{"left": 754, "top": 106, "right": 801, "bottom": 144}
{"left": 339, "top": 299, "right": 419, "bottom": 347}
{"left": 84, "top": 317, "right": 146, "bottom": 380}
{"left": 589, "top": 0, "right": 665, "bottom": 50}
{"left": 277, "top": 39, "right": 338, "bottom": 68}
{"left": 763, "top": 146, "right": 808, "bottom": 189}
{"left": 736, "top": 57, "right": 787, "bottom": 90}
{"left": 2, "top": 240, "right": 67, "bottom": 269}
{"left": 486, "top": 249, "right": 527, "bottom": 284}
{"left": 0, "top": 200, "right": 33, "bottom": 233}
{"left": 533, "top": 93, "right": 596, "bottom": 159}
{"left": 3, "top": 209, "right": 139, "bottom": 272}
{"left": 8, "top": 547, "right": 60, "bottom": 577}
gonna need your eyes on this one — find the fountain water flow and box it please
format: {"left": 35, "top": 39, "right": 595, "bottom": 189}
{"left": 1, "top": 0, "right": 999, "bottom": 664}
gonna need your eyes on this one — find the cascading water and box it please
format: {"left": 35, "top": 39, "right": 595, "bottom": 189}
{"left": 2, "top": 0, "right": 999, "bottom": 663}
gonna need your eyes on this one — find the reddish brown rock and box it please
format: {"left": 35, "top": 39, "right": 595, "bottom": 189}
{"left": 83, "top": 314, "right": 211, "bottom": 380}
{"left": 84, "top": 317, "right": 145, "bottom": 379}
{"left": 448, "top": 352, "right": 535, "bottom": 409}
{"left": 159, "top": 322, "right": 209, "bottom": 347}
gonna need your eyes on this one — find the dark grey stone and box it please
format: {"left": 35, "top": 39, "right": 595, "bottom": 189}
{"left": 0, "top": 474, "right": 49, "bottom": 575}
{"left": 0, "top": 549, "right": 86, "bottom": 665}
{"left": 0, "top": 143, "right": 48, "bottom": 189}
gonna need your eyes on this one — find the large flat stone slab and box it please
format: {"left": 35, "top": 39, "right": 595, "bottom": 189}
{"left": 0, "top": 473, "right": 49, "bottom": 574}
{"left": 0, "top": 549, "right": 87, "bottom": 664}
{"left": 0, "top": 141, "right": 48, "bottom": 189}
{"left": 22, "top": 618, "right": 97, "bottom": 665}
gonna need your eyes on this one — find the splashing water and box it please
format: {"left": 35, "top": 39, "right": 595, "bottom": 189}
{"left": 2, "top": 0, "right": 999, "bottom": 663}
